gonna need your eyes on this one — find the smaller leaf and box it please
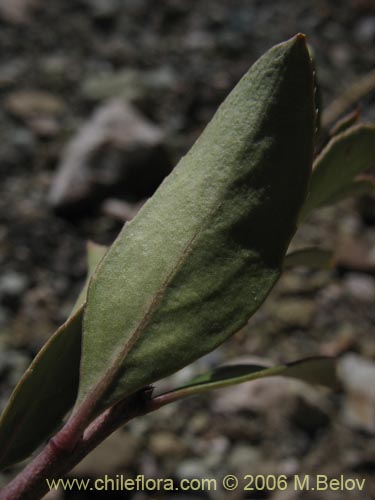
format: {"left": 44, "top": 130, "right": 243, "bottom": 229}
{"left": 284, "top": 247, "right": 334, "bottom": 269}
{"left": 0, "top": 310, "right": 82, "bottom": 470}
{"left": 319, "top": 175, "right": 375, "bottom": 206}
{"left": 154, "top": 357, "right": 337, "bottom": 405}
{"left": 300, "top": 124, "right": 375, "bottom": 221}
{"left": 0, "top": 241, "right": 106, "bottom": 470}
{"left": 329, "top": 109, "right": 360, "bottom": 137}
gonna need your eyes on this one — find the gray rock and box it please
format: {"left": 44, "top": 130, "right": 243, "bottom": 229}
{"left": 336, "top": 235, "right": 375, "bottom": 273}
{"left": 48, "top": 99, "right": 171, "bottom": 212}
{"left": 202, "top": 436, "right": 229, "bottom": 469}
{"left": 0, "top": 349, "right": 30, "bottom": 409}
{"left": 11, "top": 128, "right": 35, "bottom": 151}
{"left": 149, "top": 432, "right": 186, "bottom": 458}
{"left": 0, "top": 271, "right": 28, "bottom": 297}
{"left": 43, "top": 490, "right": 63, "bottom": 500}
{"left": 330, "top": 42, "right": 352, "bottom": 68}
{"left": 184, "top": 30, "right": 215, "bottom": 50}
{"left": 343, "top": 274, "right": 375, "bottom": 302}
{"left": 291, "top": 393, "right": 330, "bottom": 433}
{"left": 82, "top": 0, "right": 120, "bottom": 19}
{"left": 71, "top": 430, "right": 139, "bottom": 476}
{"left": 0, "top": 0, "right": 40, "bottom": 24}
{"left": 354, "top": 16, "right": 375, "bottom": 44}
{"left": 155, "top": 350, "right": 225, "bottom": 395}
{"left": 4, "top": 90, "right": 65, "bottom": 121}
{"left": 0, "top": 306, "right": 7, "bottom": 327}
{"left": 0, "top": 60, "right": 27, "bottom": 88}
{"left": 81, "top": 69, "right": 146, "bottom": 103}
{"left": 270, "top": 489, "right": 299, "bottom": 500}
{"left": 188, "top": 412, "right": 210, "bottom": 434}
{"left": 176, "top": 459, "right": 209, "bottom": 480}
{"left": 213, "top": 372, "right": 291, "bottom": 415}
{"left": 101, "top": 197, "right": 145, "bottom": 222}
{"left": 338, "top": 354, "right": 375, "bottom": 434}
{"left": 81, "top": 67, "right": 177, "bottom": 103}
{"left": 281, "top": 270, "right": 329, "bottom": 294}
{"left": 29, "top": 116, "right": 60, "bottom": 138}
{"left": 213, "top": 375, "right": 331, "bottom": 435}
{"left": 274, "top": 298, "right": 315, "bottom": 328}
{"left": 227, "top": 444, "right": 261, "bottom": 473}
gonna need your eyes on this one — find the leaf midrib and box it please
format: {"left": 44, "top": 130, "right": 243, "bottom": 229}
{"left": 78, "top": 199, "right": 224, "bottom": 417}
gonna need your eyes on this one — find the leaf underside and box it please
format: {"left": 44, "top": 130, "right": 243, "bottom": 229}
{"left": 75, "top": 34, "right": 315, "bottom": 416}
{"left": 1, "top": 35, "right": 372, "bottom": 474}
{"left": 0, "top": 35, "right": 317, "bottom": 468}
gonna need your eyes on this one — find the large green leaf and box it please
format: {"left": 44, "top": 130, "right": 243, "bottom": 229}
{"left": 75, "top": 34, "right": 315, "bottom": 417}
{"left": 300, "top": 124, "right": 375, "bottom": 221}
{"left": 155, "top": 357, "right": 337, "bottom": 405}
{"left": 0, "top": 242, "right": 107, "bottom": 470}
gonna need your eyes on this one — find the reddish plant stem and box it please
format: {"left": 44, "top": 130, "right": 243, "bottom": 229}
{"left": 0, "top": 389, "right": 154, "bottom": 500}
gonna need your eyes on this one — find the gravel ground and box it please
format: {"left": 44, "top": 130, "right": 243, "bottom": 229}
{"left": 0, "top": 1, "right": 374, "bottom": 499}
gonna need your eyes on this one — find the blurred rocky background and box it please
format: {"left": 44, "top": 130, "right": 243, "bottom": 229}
{"left": 0, "top": 1, "right": 374, "bottom": 499}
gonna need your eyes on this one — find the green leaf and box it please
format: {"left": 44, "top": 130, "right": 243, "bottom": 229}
{"left": 300, "top": 124, "right": 375, "bottom": 221}
{"left": 329, "top": 109, "right": 360, "bottom": 137}
{"left": 75, "top": 34, "right": 315, "bottom": 417}
{"left": 0, "top": 242, "right": 107, "bottom": 470}
{"left": 0, "top": 310, "right": 82, "bottom": 470}
{"left": 307, "top": 45, "right": 322, "bottom": 137}
{"left": 155, "top": 357, "right": 338, "bottom": 404}
{"left": 284, "top": 247, "right": 334, "bottom": 269}
{"left": 319, "top": 175, "right": 375, "bottom": 206}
